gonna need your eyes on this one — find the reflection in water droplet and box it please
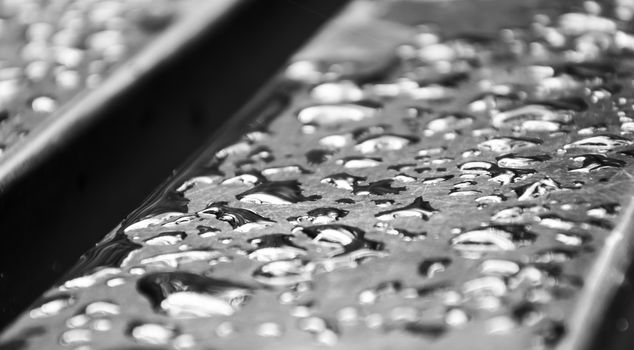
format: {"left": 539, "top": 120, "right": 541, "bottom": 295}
{"left": 427, "top": 112, "right": 474, "bottom": 132}
{"left": 297, "top": 102, "right": 379, "bottom": 125}
{"left": 337, "top": 156, "right": 383, "bottom": 168}
{"left": 569, "top": 154, "right": 625, "bottom": 172}
{"left": 497, "top": 154, "right": 550, "bottom": 169}
{"left": 478, "top": 137, "right": 542, "bottom": 153}
{"left": 355, "top": 134, "right": 418, "bottom": 154}
{"left": 222, "top": 172, "right": 266, "bottom": 186}
{"left": 129, "top": 322, "right": 177, "bottom": 345}
{"left": 375, "top": 197, "right": 437, "bottom": 221}
{"left": 419, "top": 258, "right": 451, "bottom": 278}
{"left": 480, "top": 259, "right": 521, "bottom": 276}
{"left": 288, "top": 207, "right": 349, "bottom": 225}
{"left": 30, "top": 294, "right": 75, "bottom": 319}
{"left": 256, "top": 322, "right": 284, "bottom": 338}
{"left": 138, "top": 250, "right": 223, "bottom": 268}
{"left": 306, "top": 149, "right": 334, "bottom": 165}
{"left": 564, "top": 135, "right": 632, "bottom": 152}
{"left": 311, "top": 80, "right": 363, "bottom": 103}
{"left": 353, "top": 179, "right": 405, "bottom": 195}
{"left": 237, "top": 180, "right": 320, "bottom": 204}
{"left": 59, "top": 329, "right": 92, "bottom": 346}
{"left": 491, "top": 205, "right": 546, "bottom": 224}
{"left": 450, "top": 225, "right": 536, "bottom": 254}
{"left": 321, "top": 173, "right": 366, "bottom": 191}
{"left": 200, "top": 202, "right": 275, "bottom": 232}
{"left": 247, "top": 234, "right": 307, "bottom": 261}
{"left": 298, "top": 316, "right": 339, "bottom": 346}
{"left": 252, "top": 259, "right": 312, "bottom": 286}
{"left": 422, "top": 175, "right": 454, "bottom": 184}
{"left": 515, "top": 177, "right": 562, "bottom": 201}
{"left": 137, "top": 272, "right": 252, "bottom": 318}
{"left": 293, "top": 224, "right": 383, "bottom": 257}
{"left": 144, "top": 231, "right": 187, "bottom": 246}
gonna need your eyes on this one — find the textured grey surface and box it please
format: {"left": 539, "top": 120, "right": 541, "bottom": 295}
{"left": 4, "top": 0, "right": 634, "bottom": 349}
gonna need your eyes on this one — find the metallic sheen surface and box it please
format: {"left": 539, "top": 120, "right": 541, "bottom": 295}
{"left": 4, "top": 0, "right": 634, "bottom": 349}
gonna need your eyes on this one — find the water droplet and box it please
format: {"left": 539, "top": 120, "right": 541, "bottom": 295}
{"left": 445, "top": 308, "right": 469, "bottom": 327}
{"left": 200, "top": 202, "right": 275, "bottom": 231}
{"left": 252, "top": 259, "right": 312, "bottom": 286}
{"left": 237, "top": 180, "right": 319, "bottom": 204}
{"left": 426, "top": 112, "right": 474, "bottom": 132}
{"left": 480, "top": 259, "right": 521, "bottom": 276}
{"left": 137, "top": 272, "right": 252, "bottom": 318}
{"left": 385, "top": 228, "right": 427, "bottom": 241}
{"left": 138, "top": 250, "right": 223, "bottom": 269}
{"left": 478, "top": 137, "right": 542, "bottom": 153}
{"left": 422, "top": 175, "right": 454, "bottom": 184}
{"left": 29, "top": 294, "right": 75, "bottom": 319}
{"left": 337, "top": 156, "right": 383, "bottom": 168}
{"left": 61, "top": 267, "right": 121, "bottom": 290}
{"left": 563, "top": 135, "right": 632, "bottom": 152}
{"left": 491, "top": 205, "right": 546, "bottom": 224}
{"left": 514, "top": 177, "right": 562, "bottom": 201}
{"left": 375, "top": 197, "right": 437, "bottom": 221}
{"left": 355, "top": 134, "right": 418, "bottom": 154}
{"left": 319, "top": 134, "right": 349, "bottom": 149}
{"left": 60, "top": 329, "right": 92, "bottom": 345}
{"left": 298, "top": 316, "right": 339, "bottom": 346}
{"left": 569, "top": 154, "right": 625, "bottom": 172}
{"left": 491, "top": 104, "right": 572, "bottom": 130}
{"left": 311, "top": 80, "right": 363, "bottom": 103}
{"left": 31, "top": 95, "right": 57, "bottom": 113}
{"left": 450, "top": 225, "right": 536, "bottom": 254}
{"left": 419, "top": 258, "right": 451, "bottom": 278}
{"left": 559, "top": 13, "right": 616, "bottom": 35}
{"left": 288, "top": 207, "right": 349, "bottom": 225}
{"left": 247, "top": 234, "right": 307, "bottom": 261}
{"left": 262, "top": 165, "right": 311, "bottom": 177}
{"left": 587, "top": 202, "right": 620, "bottom": 218}
{"left": 306, "top": 149, "right": 334, "bottom": 165}
{"left": 353, "top": 179, "right": 405, "bottom": 195}
{"left": 497, "top": 154, "right": 551, "bottom": 169}
{"left": 297, "top": 102, "right": 379, "bottom": 125}
{"left": 293, "top": 224, "right": 383, "bottom": 256}
{"left": 256, "top": 322, "right": 284, "bottom": 338}
{"left": 321, "top": 172, "right": 366, "bottom": 190}
{"left": 144, "top": 231, "right": 187, "bottom": 246}
{"left": 129, "top": 322, "right": 177, "bottom": 345}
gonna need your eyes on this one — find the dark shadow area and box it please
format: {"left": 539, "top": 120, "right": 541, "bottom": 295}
{"left": 0, "top": 0, "right": 348, "bottom": 329}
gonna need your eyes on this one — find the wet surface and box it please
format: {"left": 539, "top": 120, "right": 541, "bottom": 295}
{"left": 0, "top": 0, "right": 201, "bottom": 153}
{"left": 3, "top": 0, "right": 634, "bottom": 348}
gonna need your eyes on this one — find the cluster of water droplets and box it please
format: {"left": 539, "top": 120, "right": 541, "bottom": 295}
{"left": 5, "top": 0, "right": 634, "bottom": 349}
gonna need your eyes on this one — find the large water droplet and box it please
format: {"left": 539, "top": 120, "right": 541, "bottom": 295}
{"left": 478, "top": 137, "right": 542, "bottom": 153}
{"left": 450, "top": 225, "right": 536, "bottom": 254}
{"left": 563, "top": 135, "right": 632, "bottom": 152}
{"left": 199, "top": 202, "right": 275, "bottom": 232}
{"left": 355, "top": 134, "right": 418, "bottom": 154}
{"left": 375, "top": 197, "right": 437, "bottom": 221}
{"left": 137, "top": 272, "right": 252, "bottom": 318}
{"left": 247, "top": 234, "right": 307, "bottom": 261}
{"left": 297, "top": 102, "right": 379, "bottom": 125}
